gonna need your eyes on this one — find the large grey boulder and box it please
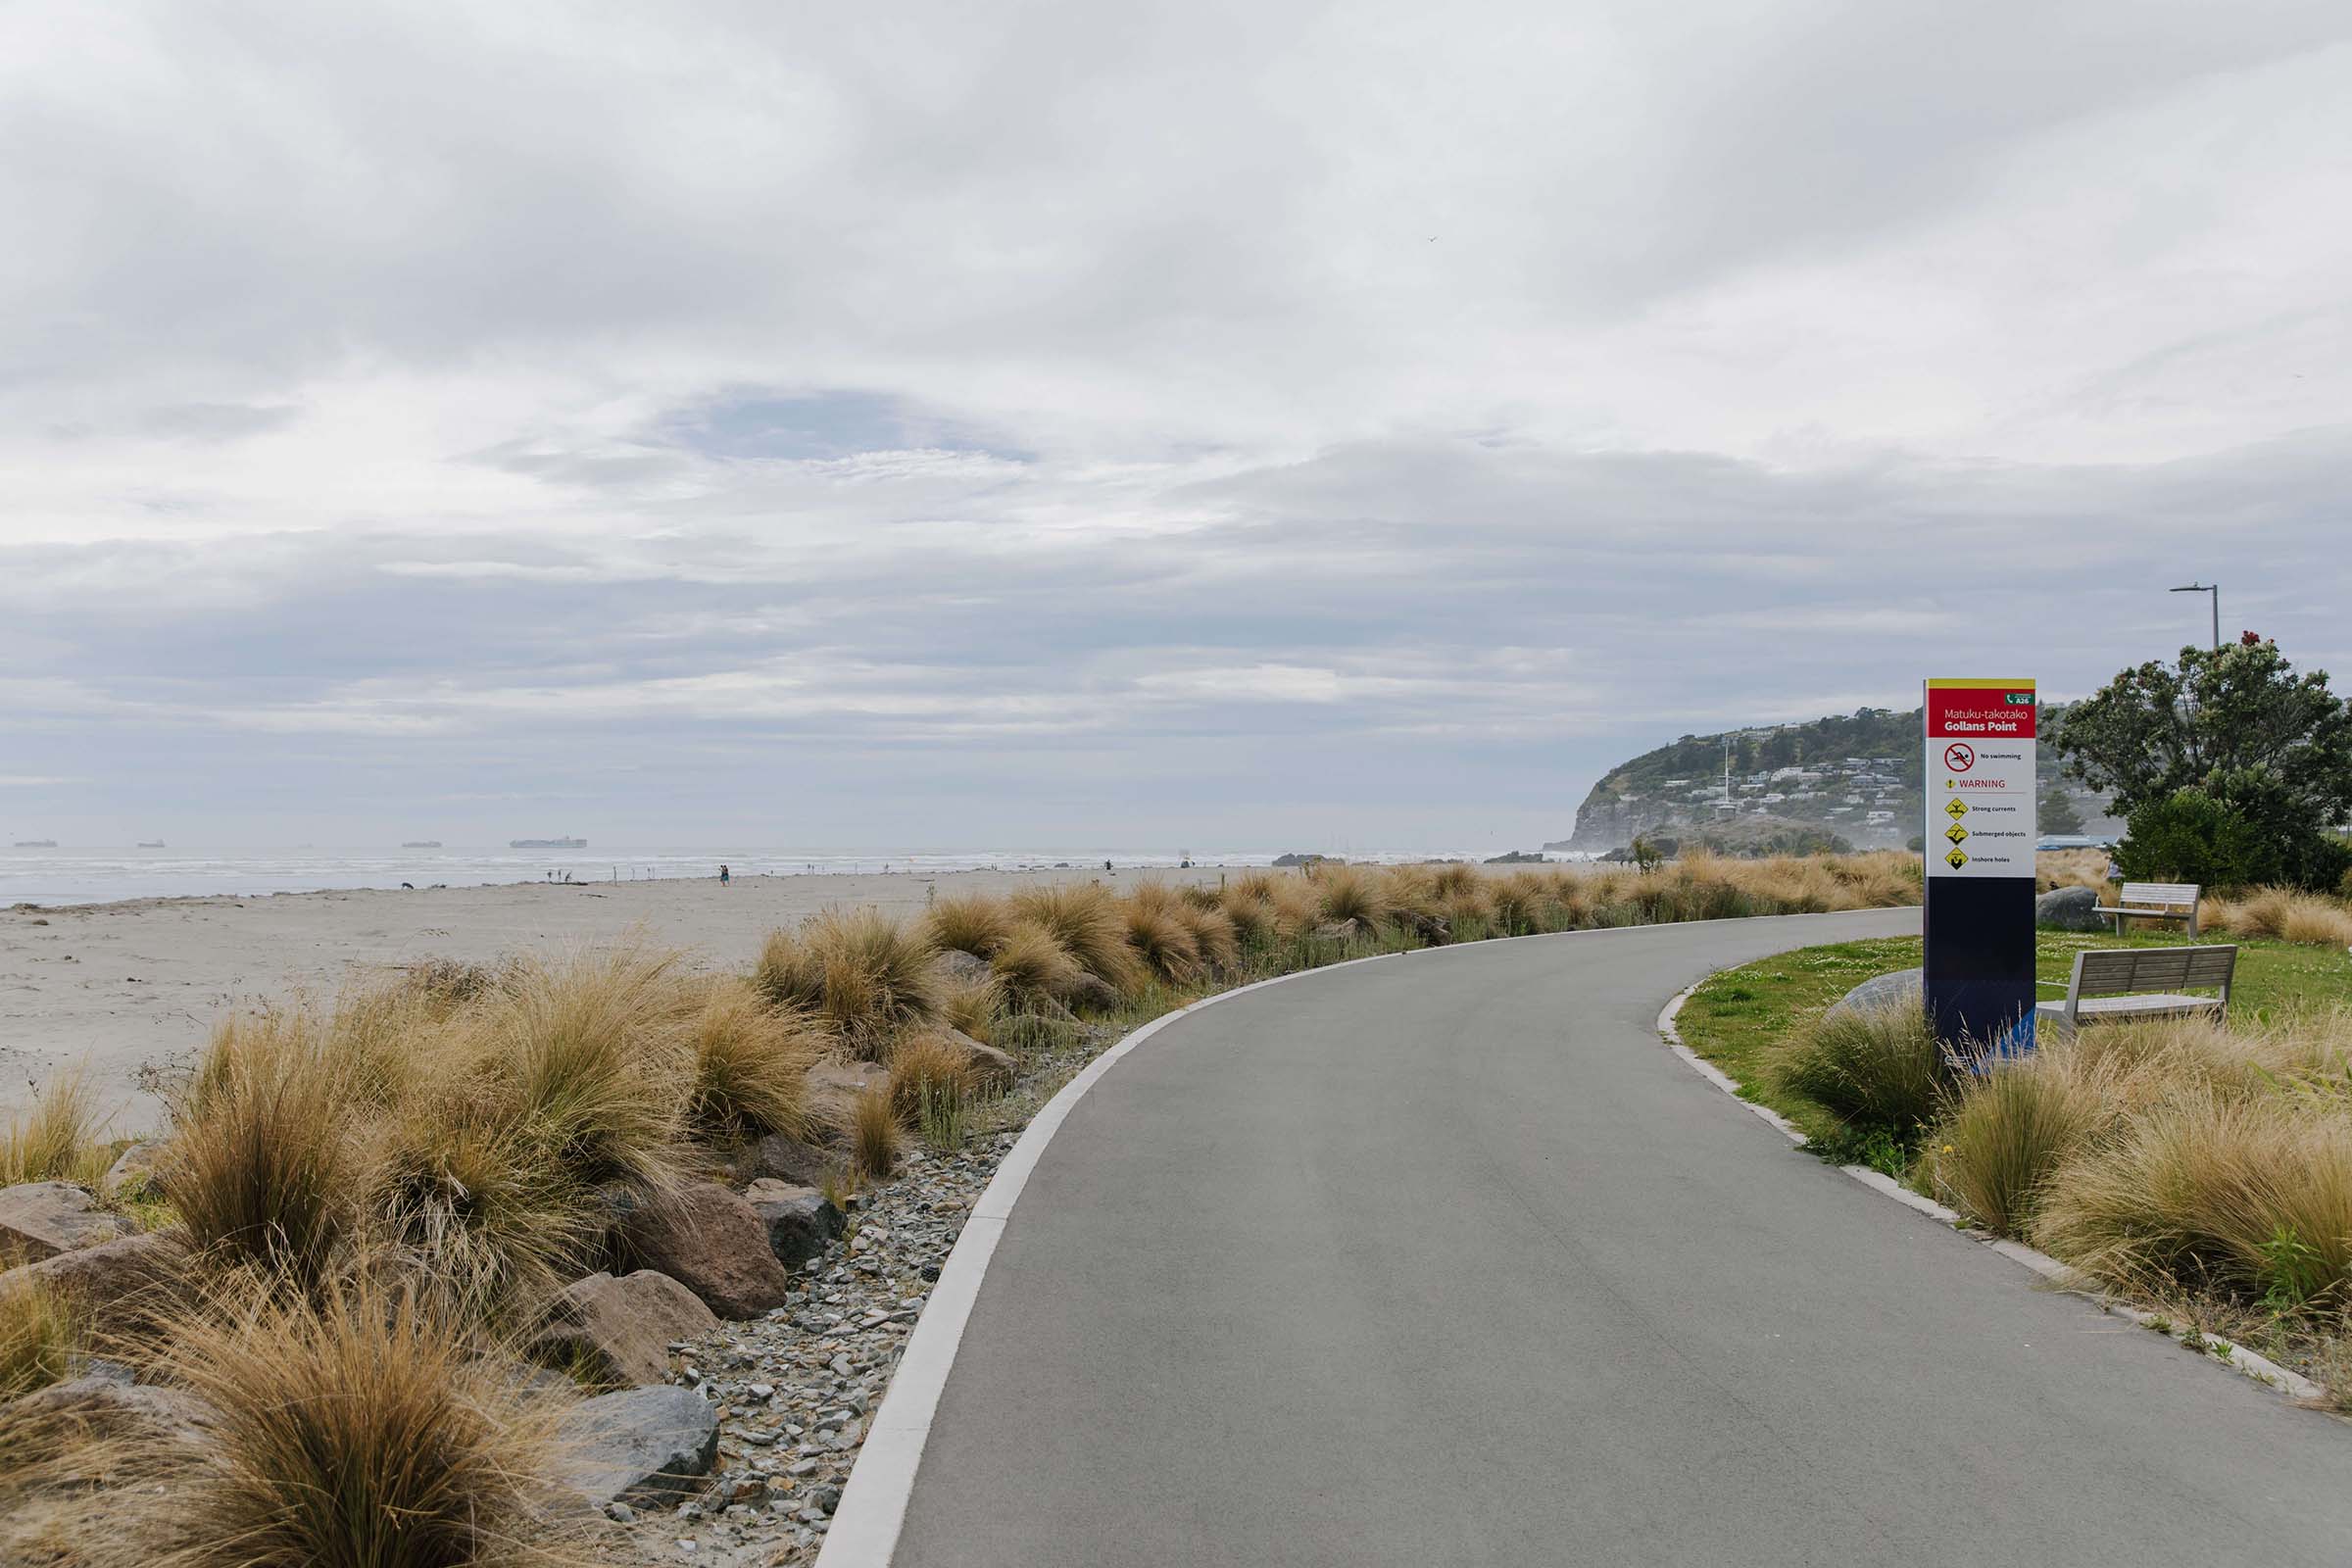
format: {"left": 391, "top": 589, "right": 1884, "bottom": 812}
{"left": 2035, "top": 885, "right": 2106, "bottom": 932}
{"left": 100, "top": 1141, "right": 163, "bottom": 1201}
{"left": 806, "top": 1059, "right": 892, "bottom": 1132}
{"left": 618, "top": 1182, "right": 793, "bottom": 1319}
{"left": 942, "top": 1027, "right": 1018, "bottom": 1092}
{"left": 4, "top": 1372, "right": 216, "bottom": 1448}
{"left": 553, "top": 1385, "right": 720, "bottom": 1511}
{"left": 530, "top": 1270, "right": 718, "bottom": 1389}
{"left": 937, "top": 949, "right": 992, "bottom": 984}
{"left": 0, "top": 1182, "right": 136, "bottom": 1263}
{"left": 743, "top": 1179, "right": 845, "bottom": 1267}
{"left": 749, "top": 1132, "right": 838, "bottom": 1187}
{"left": 1824, "top": 967, "right": 1923, "bottom": 1024}
{"left": 0, "top": 1229, "right": 190, "bottom": 1340}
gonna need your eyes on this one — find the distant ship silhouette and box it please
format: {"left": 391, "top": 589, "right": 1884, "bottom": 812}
{"left": 510, "top": 836, "right": 587, "bottom": 849}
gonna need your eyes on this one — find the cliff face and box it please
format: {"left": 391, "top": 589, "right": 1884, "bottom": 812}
{"left": 1548, "top": 706, "right": 2118, "bottom": 853}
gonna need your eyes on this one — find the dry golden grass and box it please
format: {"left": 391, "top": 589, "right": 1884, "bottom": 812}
{"left": 679, "top": 976, "right": 824, "bottom": 1144}
{"left": 1123, "top": 901, "right": 1202, "bottom": 982}
{"left": 1927, "top": 1052, "right": 2109, "bottom": 1236}
{"left": 2035, "top": 848, "right": 2111, "bottom": 892}
{"left": 1312, "top": 863, "right": 1391, "bottom": 934}
{"left": 462, "top": 947, "right": 691, "bottom": 1194}
{"left": 0, "top": 1277, "right": 80, "bottom": 1400}
{"left": 369, "top": 1089, "right": 597, "bottom": 1318}
{"left": 2207, "top": 887, "right": 2352, "bottom": 949}
{"left": 756, "top": 906, "right": 942, "bottom": 1051}
{"left": 1175, "top": 903, "right": 1240, "bottom": 972}
{"left": 847, "top": 1084, "right": 902, "bottom": 1180}
{"left": 1009, "top": 883, "right": 1145, "bottom": 995}
{"left": 1, "top": 1067, "right": 109, "bottom": 1188}
{"left": 941, "top": 976, "right": 1002, "bottom": 1046}
{"left": 924, "top": 893, "right": 1014, "bottom": 959}
{"left": 1922, "top": 1008, "right": 2352, "bottom": 1320}
{"left": 1429, "top": 862, "right": 1482, "bottom": 899}
{"left": 134, "top": 1271, "right": 566, "bottom": 1568}
{"left": 163, "top": 1010, "right": 368, "bottom": 1290}
{"left": 989, "top": 919, "right": 1090, "bottom": 1005}
{"left": 2037, "top": 1092, "right": 2352, "bottom": 1309}
{"left": 1775, "top": 1004, "right": 1947, "bottom": 1138}
{"left": 885, "top": 1031, "right": 979, "bottom": 1124}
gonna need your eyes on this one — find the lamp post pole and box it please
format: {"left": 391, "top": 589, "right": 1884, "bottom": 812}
{"left": 2171, "top": 582, "right": 2218, "bottom": 652}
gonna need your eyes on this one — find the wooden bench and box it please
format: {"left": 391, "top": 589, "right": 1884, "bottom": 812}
{"left": 2092, "top": 880, "right": 2201, "bottom": 938}
{"left": 2034, "top": 944, "right": 2236, "bottom": 1036}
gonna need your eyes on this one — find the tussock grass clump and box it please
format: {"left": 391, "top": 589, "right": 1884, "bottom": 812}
{"left": 942, "top": 977, "right": 1002, "bottom": 1046}
{"left": 0, "top": 1278, "right": 80, "bottom": 1400}
{"left": 1487, "top": 873, "right": 1558, "bottom": 937}
{"left": 1429, "top": 862, "right": 1481, "bottom": 899}
{"left": 464, "top": 947, "right": 690, "bottom": 1194}
{"left": 1009, "top": 883, "right": 1145, "bottom": 996}
{"left": 370, "top": 1093, "right": 595, "bottom": 1317}
{"left": 164, "top": 1011, "right": 367, "bottom": 1289}
{"left": 924, "top": 893, "right": 1013, "bottom": 959}
{"left": 887, "top": 1033, "right": 979, "bottom": 1152}
{"left": 680, "top": 977, "right": 823, "bottom": 1143}
{"left": 1215, "top": 884, "right": 1276, "bottom": 947}
{"left": 1175, "top": 903, "right": 1239, "bottom": 972}
{"left": 757, "top": 907, "right": 942, "bottom": 1051}
{"left": 1124, "top": 902, "right": 1202, "bottom": 983}
{"left": 1, "top": 1067, "right": 108, "bottom": 1188}
{"left": 2208, "top": 888, "right": 2352, "bottom": 949}
{"left": 847, "top": 1085, "right": 902, "bottom": 1180}
{"left": 137, "top": 1274, "right": 565, "bottom": 1568}
{"left": 989, "top": 919, "right": 1090, "bottom": 1006}
{"left": 2033, "top": 1092, "right": 2352, "bottom": 1312}
{"left": 1928, "top": 1053, "right": 2109, "bottom": 1236}
{"left": 1776, "top": 1004, "right": 1948, "bottom": 1142}
{"left": 1312, "top": 864, "right": 1391, "bottom": 935}
{"left": 884, "top": 1031, "right": 978, "bottom": 1117}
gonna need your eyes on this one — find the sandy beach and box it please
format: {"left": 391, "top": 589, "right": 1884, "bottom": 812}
{"left": 0, "top": 865, "right": 1236, "bottom": 1127}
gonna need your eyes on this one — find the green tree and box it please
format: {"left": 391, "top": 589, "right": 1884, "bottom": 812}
{"left": 2056, "top": 638, "right": 2352, "bottom": 820}
{"left": 2057, "top": 637, "right": 2352, "bottom": 890}
{"left": 2038, "top": 788, "right": 2086, "bottom": 836}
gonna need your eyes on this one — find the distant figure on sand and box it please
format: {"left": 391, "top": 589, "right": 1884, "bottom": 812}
{"left": 718, "top": 863, "right": 731, "bottom": 886}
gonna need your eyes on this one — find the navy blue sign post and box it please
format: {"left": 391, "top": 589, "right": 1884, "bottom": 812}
{"left": 1922, "top": 679, "right": 2038, "bottom": 1056}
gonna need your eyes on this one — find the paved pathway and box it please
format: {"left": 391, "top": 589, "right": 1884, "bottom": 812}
{"left": 892, "top": 911, "right": 2352, "bottom": 1566}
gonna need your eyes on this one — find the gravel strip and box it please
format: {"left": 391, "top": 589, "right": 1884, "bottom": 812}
{"left": 577, "top": 1026, "right": 1117, "bottom": 1566}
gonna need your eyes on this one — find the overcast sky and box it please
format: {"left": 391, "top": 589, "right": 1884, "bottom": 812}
{"left": 4, "top": 0, "right": 2348, "bottom": 851}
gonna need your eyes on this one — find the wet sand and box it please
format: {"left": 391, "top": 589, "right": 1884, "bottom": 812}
{"left": 0, "top": 865, "right": 1237, "bottom": 1128}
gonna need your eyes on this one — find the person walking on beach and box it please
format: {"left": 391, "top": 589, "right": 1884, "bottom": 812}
{"left": 718, "top": 863, "right": 731, "bottom": 886}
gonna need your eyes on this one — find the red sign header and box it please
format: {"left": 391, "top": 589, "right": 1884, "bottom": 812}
{"left": 1926, "top": 686, "right": 2035, "bottom": 740}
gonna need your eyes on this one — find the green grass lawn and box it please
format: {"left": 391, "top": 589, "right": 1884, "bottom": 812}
{"left": 1677, "top": 930, "right": 2352, "bottom": 1150}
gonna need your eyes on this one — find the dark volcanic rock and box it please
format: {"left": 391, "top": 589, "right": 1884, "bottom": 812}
{"left": 743, "top": 1179, "right": 846, "bottom": 1267}
{"left": 619, "top": 1183, "right": 794, "bottom": 1319}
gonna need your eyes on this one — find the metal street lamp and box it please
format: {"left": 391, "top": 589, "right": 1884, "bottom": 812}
{"left": 2171, "top": 582, "right": 2219, "bottom": 653}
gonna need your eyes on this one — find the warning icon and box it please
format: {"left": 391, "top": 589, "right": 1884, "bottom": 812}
{"left": 1944, "top": 823, "right": 1969, "bottom": 845}
{"left": 1945, "top": 799, "right": 1969, "bottom": 819}
{"left": 1944, "top": 848, "right": 1969, "bottom": 870}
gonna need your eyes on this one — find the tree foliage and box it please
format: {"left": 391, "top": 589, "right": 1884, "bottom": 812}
{"left": 2059, "top": 637, "right": 2352, "bottom": 891}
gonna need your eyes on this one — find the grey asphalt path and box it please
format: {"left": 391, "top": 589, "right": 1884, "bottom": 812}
{"left": 894, "top": 911, "right": 2352, "bottom": 1567}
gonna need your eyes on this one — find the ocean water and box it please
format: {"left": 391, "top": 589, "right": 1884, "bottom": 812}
{"left": 0, "top": 844, "right": 1557, "bottom": 907}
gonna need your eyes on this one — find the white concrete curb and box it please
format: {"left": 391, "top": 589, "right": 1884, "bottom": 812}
{"left": 1654, "top": 978, "right": 2328, "bottom": 1406}
{"left": 817, "top": 948, "right": 1411, "bottom": 1567}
